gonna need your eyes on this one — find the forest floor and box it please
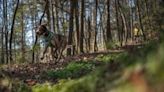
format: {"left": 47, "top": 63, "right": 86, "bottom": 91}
{"left": 1, "top": 49, "right": 124, "bottom": 85}
{"left": 0, "top": 41, "right": 164, "bottom": 92}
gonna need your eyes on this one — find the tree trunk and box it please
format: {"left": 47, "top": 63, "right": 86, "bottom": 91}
{"left": 46, "top": 0, "right": 50, "bottom": 29}
{"left": 1, "top": 0, "right": 5, "bottom": 64}
{"left": 9, "top": 0, "right": 19, "bottom": 63}
{"left": 136, "top": 0, "right": 146, "bottom": 40}
{"left": 75, "top": 0, "right": 80, "bottom": 53}
{"left": 115, "top": 0, "right": 121, "bottom": 45}
{"left": 106, "top": 0, "right": 112, "bottom": 48}
{"left": 1, "top": 26, "right": 4, "bottom": 64}
{"left": 55, "top": 0, "right": 60, "bottom": 33}
{"left": 67, "top": 0, "right": 75, "bottom": 55}
{"left": 130, "top": 0, "right": 134, "bottom": 41}
{"left": 118, "top": 1, "right": 128, "bottom": 45}
{"left": 80, "top": 0, "right": 84, "bottom": 53}
{"left": 87, "top": 18, "right": 91, "bottom": 52}
{"left": 94, "top": 0, "right": 98, "bottom": 52}
{"left": 3, "top": 0, "right": 8, "bottom": 64}
{"left": 50, "top": 0, "right": 55, "bottom": 32}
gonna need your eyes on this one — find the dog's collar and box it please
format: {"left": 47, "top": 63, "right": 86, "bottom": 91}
{"left": 44, "top": 31, "right": 53, "bottom": 41}
{"left": 41, "top": 30, "right": 53, "bottom": 45}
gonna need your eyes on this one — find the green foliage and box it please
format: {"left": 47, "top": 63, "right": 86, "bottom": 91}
{"left": 47, "top": 62, "right": 95, "bottom": 79}
{"left": 111, "top": 43, "right": 164, "bottom": 92}
{"left": 105, "top": 41, "right": 120, "bottom": 49}
{"left": 12, "top": 82, "right": 31, "bottom": 92}
{"left": 32, "top": 83, "right": 53, "bottom": 92}
{"left": 96, "top": 52, "right": 129, "bottom": 63}
{"left": 32, "top": 75, "right": 98, "bottom": 92}
{"left": 146, "top": 43, "right": 164, "bottom": 81}
{"left": 96, "top": 54, "right": 116, "bottom": 62}
{"left": 0, "top": 78, "right": 31, "bottom": 92}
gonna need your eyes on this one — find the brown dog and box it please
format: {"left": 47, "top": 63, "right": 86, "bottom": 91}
{"left": 36, "top": 24, "right": 67, "bottom": 61}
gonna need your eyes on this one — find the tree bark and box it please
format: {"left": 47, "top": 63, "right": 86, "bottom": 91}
{"left": 9, "top": 0, "right": 19, "bottom": 63}
{"left": 80, "top": 0, "right": 84, "bottom": 53}
{"left": 115, "top": 0, "right": 121, "bottom": 45}
{"left": 1, "top": 0, "right": 5, "bottom": 64}
{"left": 46, "top": 0, "right": 50, "bottom": 29}
{"left": 118, "top": 1, "right": 128, "bottom": 45}
{"left": 94, "top": 0, "right": 98, "bottom": 52}
{"left": 75, "top": 0, "right": 80, "bottom": 53}
{"left": 136, "top": 0, "right": 146, "bottom": 40}
{"left": 106, "top": 0, "right": 112, "bottom": 48}
{"left": 67, "top": 0, "right": 75, "bottom": 55}
{"left": 50, "top": 0, "right": 55, "bottom": 32}
{"left": 55, "top": 0, "right": 60, "bottom": 33}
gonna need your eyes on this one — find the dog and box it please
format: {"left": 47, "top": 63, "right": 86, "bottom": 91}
{"left": 36, "top": 24, "right": 67, "bottom": 61}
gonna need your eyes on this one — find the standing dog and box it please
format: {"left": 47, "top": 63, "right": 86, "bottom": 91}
{"left": 36, "top": 24, "right": 67, "bottom": 61}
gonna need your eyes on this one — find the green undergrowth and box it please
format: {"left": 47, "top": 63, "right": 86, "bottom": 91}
{"left": 32, "top": 41, "right": 164, "bottom": 92}
{"left": 32, "top": 73, "right": 98, "bottom": 92}
{"left": 0, "top": 78, "right": 31, "bottom": 92}
{"left": 1, "top": 40, "right": 163, "bottom": 92}
{"left": 47, "top": 62, "right": 96, "bottom": 79}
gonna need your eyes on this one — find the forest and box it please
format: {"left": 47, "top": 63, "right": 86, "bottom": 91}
{"left": 0, "top": 0, "right": 164, "bottom": 92}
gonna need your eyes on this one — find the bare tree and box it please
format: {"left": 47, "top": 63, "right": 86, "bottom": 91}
{"left": 106, "top": 0, "right": 112, "bottom": 48}
{"left": 94, "top": 0, "right": 98, "bottom": 52}
{"left": 136, "top": 0, "right": 146, "bottom": 40}
{"left": 67, "top": 0, "right": 75, "bottom": 55}
{"left": 75, "top": 0, "right": 80, "bottom": 53}
{"left": 80, "top": 0, "right": 84, "bottom": 53}
{"left": 9, "top": 0, "right": 19, "bottom": 62}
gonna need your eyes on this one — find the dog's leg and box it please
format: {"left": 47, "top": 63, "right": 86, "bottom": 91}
{"left": 52, "top": 48, "right": 58, "bottom": 59}
{"left": 41, "top": 45, "right": 49, "bottom": 60}
{"left": 57, "top": 42, "right": 66, "bottom": 61}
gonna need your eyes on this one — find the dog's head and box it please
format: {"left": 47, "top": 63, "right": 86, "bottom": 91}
{"left": 36, "top": 24, "right": 48, "bottom": 36}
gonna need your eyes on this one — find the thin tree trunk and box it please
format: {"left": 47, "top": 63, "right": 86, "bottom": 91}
{"left": 115, "top": 0, "right": 121, "bottom": 45}
{"left": 94, "top": 0, "right": 98, "bottom": 52}
{"left": 1, "top": 0, "right": 5, "bottom": 64}
{"left": 130, "top": 0, "right": 134, "bottom": 41}
{"left": 50, "top": 0, "right": 55, "bottom": 32}
{"left": 80, "top": 0, "right": 84, "bottom": 53}
{"left": 118, "top": 1, "right": 128, "bottom": 45}
{"left": 136, "top": 0, "right": 146, "bottom": 40}
{"left": 1, "top": 26, "right": 4, "bottom": 64}
{"left": 3, "top": 0, "right": 8, "bottom": 64}
{"left": 144, "top": 0, "right": 152, "bottom": 31}
{"left": 75, "top": 0, "right": 80, "bottom": 53}
{"left": 9, "top": 0, "right": 19, "bottom": 63}
{"left": 106, "top": 0, "right": 112, "bottom": 48}
{"left": 46, "top": 0, "right": 50, "bottom": 29}
{"left": 55, "top": 0, "right": 60, "bottom": 33}
{"left": 87, "top": 18, "right": 91, "bottom": 52}
{"left": 67, "top": 0, "right": 75, "bottom": 55}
